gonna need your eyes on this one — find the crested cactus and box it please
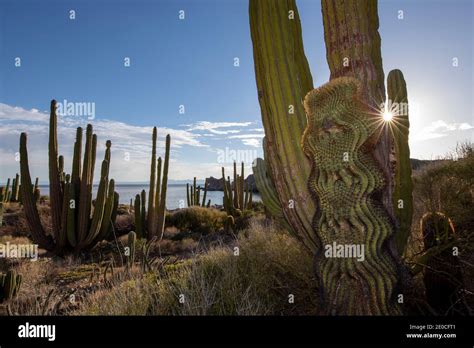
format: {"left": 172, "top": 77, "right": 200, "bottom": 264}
{"left": 321, "top": 0, "right": 396, "bottom": 225}
{"left": 19, "top": 100, "right": 119, "bottom": 255}
{"left": 133, "top": 128, "right": 171, "bottom": 240}
{"left": 302, "top": 77, "right": 401, "bottom": 315}
{"left": 387, "top": 70, "right": 413, "bottom": 254}
{"left": 221, "top": 162, "right": 252, "bottom": 216}
{"left": 186, "top": 178, "right": 211, "bottom": 207}
{"left": 249, "top": 0, "right": 317, "bottom": 251}
{"left": 0, "top": 270, "right": 22, "bottom": 303}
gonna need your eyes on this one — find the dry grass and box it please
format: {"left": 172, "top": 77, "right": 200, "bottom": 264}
{"left": 75, "top": 219, "right": 319, "bottom": 315}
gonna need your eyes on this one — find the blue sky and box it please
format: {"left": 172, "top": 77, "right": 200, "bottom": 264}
{"left": 0, "top": 0, "right": 472, "bottom": 182}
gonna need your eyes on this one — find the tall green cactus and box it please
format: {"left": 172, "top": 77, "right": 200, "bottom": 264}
{"left": 186, "top": 178, "right": 211, "bottom": 207}
{"left": 302, "top": 77, "right": 401, "bottom": 315}
{"left": 19, "top": 100, "right": 118, "bottom": 255}
{"left": 133, "top": 129, "right": 171, "bottom": 240}
{"left": 221, "top": 162, "right": 252, "bottom": 216}
{"left": 321, "top": 0, "right": 396, "bottom": 224}
{"left": 11, "top": 174, "right": 20, "bottom": 202}
{"left": 0, "top": 202, "right": 3, "bottom": 227}
{"left": 387, "top": 70, "right": 413, "bottom": 255}
{"left": 126, "top": 231, "right": 137, "bottom": 268}
{"left": 249, "top": 0, "right": 316, "bottom": 251}
{"left": 0, "top": 270, "right": 22, "bottom": 303}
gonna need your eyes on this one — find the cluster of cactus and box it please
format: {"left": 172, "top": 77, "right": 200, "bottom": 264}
{"left": 249, "top": 0, "right": 413, "bottom": 315}
{"left": 0, "top": 176, "right": 42, "bottom": 204}
{"left": 221, "top": 161, "right": 253, "bottom": 216}
{"left": 133, "top": 127, "right": 170, "bottom": 240}
{"left": 20, "top": 100, "right": 119, "bottom": 255}
{"left": 186, "top": 178, "right": 211, "bottom": 208}
{"left": 0, "top": 270, "right": 22, "bottom": 303}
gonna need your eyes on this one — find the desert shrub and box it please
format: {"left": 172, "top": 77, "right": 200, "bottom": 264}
{"left": 77, "top": 219, "right": 319, "bottom": 315}
{"left": 166, "top": 207, "right": 227, "bottom": 235}
{"left": 412, "top": 142, "right": 473, "bottom": 245}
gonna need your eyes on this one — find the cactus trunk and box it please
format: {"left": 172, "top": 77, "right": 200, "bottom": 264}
{"left": 387, "top": 70, "right": 413, "bottom": 254}
{"left": 249, "top": 0, "right": 317, "bottom": 251}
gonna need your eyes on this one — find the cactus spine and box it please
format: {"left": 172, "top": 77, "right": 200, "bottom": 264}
{"left": 302, "top": 77, "right": 401, "bottom": 315}
{"left": 0, "top": 270, "right": 22, "bottom": 302}
{"left": 20, "top": 100, "right": 118, "bottom": 255}
{"left": 387, "top": 70, "right": 413, "bottom": 254}
{"left": 249, "top": 0, "right": 316, "bottom": 251}
{"left": 133, "top": 129, "right": 171, "bottom": 240}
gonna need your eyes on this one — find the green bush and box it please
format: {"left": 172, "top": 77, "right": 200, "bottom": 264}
{"left": 166, "top": 206, "right": 227, "bottom": 235}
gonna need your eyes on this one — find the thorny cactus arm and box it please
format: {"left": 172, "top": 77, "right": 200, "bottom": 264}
{"left": 302, "top": 77, "right": 401, "bottom": 315}
{"left": 387, "top": 70, "right": 413, "bottom": 255}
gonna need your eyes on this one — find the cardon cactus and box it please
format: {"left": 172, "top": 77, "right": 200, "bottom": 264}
{"left": 0, "top": 270, "right": 22, "bottom": 303}
{"left": 321, "top": 0, "right": 399, "bottom": 232}
{"left": 250, "top": 0, "right": 411, "bottom": 315}
{"left": 126, "top": 231, "right": 137, "bottom": 268}
{"left": 302, "top": 77, "right": 401, "bottom": 315}
{"left": 1, "top": 178, "right": 11, "bottom": 202}
{"left": 20, "top": 100, "right": 119, "bottom": 255}
{"left": 133, "top": 128, "right": 171, "bottom": 240}
{"left": 387, "top": 70, "right": 413, "bottom": 254}
{"left": 249, "top": 0, "right": 316, "bottom": 251}
{"left": 33, "top": 177, "right": 41, "bottom": 203}
{"left": 11, "top": 174, "right": 20, "bottom": 202}
{"left": 421, "top": 212, "right": 468, "bottom": 315}
{"left": 0, "top": 202, "right": 3, "bottom": 226}
{"left": 186, "top": 178, "right": 211, "bottom": 207}
{"left": 221, "top": 162, "right": 252, "bottom": 216}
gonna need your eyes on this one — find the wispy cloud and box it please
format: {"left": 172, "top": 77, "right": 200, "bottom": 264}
{"left": 412, "top": 120, "right": 473, "bottom": 141}
{"left": 0, "top": 103, "right": 208, "bottom": 181}
{"left": 185, "top": 121, "right": 252, "bottom": 135}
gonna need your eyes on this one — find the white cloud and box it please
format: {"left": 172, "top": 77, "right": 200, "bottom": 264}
{"left": 412, "top": 120, "right": 473, "bottom": 141}
{"left": 241, "top": 138, "right": 261, "bottom": 147}
{"left": 0, "top": 103, "right": 208, "bottom": 181}
{"left": 185, "top": 121, "right": 252, "bottom": 135}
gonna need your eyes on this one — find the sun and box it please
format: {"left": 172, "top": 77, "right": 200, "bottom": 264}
{"left": 382, "top": 110, "right": 394, "bottom": 122}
